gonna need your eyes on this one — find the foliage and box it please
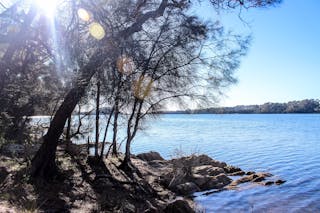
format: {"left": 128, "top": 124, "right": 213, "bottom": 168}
{"left": 0, "top": 4, "right": 66, "bottom": 143}
{"left": 193, "top": 99, "right": 320, "bottom": 114}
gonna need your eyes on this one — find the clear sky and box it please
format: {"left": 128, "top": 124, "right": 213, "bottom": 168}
{"left": 194, "top": 0, "right": 320, "bottom": 107}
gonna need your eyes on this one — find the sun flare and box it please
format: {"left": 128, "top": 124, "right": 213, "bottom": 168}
{"left": 89, "top": 22, "right": 105, "bottom": 40}
{"left": 34, "top": 0, "right": 58, "bottom": 18}
{"left": 77, "top": 8, "right": 90, "bottom": 22}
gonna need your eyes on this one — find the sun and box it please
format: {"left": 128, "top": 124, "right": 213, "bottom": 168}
{"left": 34, "top": 0, "right": 58, "bottom": 18}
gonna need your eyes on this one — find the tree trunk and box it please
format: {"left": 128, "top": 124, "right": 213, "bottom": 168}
{"left": 123, "top": 136, "right": 132, "bottom": 164}
{"left": 31, "top": 54, "right": 103, "bottom": 179}
{"left": 111, "top": 99, "right": 119, "bottom": 156}
{"left": 65, "top": 115, "right": 72, "bottom": 151}
{"left": 95, "top": 79, "right": 101, "bottom": 157}
{"left": 120, "top": 99, "right": 141, "bottom": 174}
{"left": 100, "top": 107, "right": 114, "bottom": 159}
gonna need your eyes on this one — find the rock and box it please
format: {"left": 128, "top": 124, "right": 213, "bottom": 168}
{"left": 256, "top": 172, "right": 273, "bottom": 178}
{"left": 171, "top": 154, "right": 227, "bottom": 168}
{"left": 203, "top": 174, "right": 232, "bottom": 189}
{"left": 147, "top": 160, "right": 167, "bottom": 168}
{"left": 0, "top": 167, "right": 8, "bottom": 183}
{"left": 275, "top": 179, "right": 286, "bottom": 185}
{"left": 175, "top": 182, "right": 200, "bottom": 195}
{"left": 164, "top": 199, "right": 195, "bottom": 213}
{"left": 246, "top": 171, "right": 255, "bottom": 175}
{"left": 137, "top": 151, "right": 164, "bottom": 162}
{"left": 223, "top": 165, "right": 242, "bottom": 174}
{"left": 264, "top": 181, "right": 274, "bottom": 186}
{"left": 252, "top": 176, "right": 265, "bottom": 182}
{"left": 192, "top": 174, "right": 211, "bottom": 188}
{"left": 230, "top": 174, "right": 258, "bottom": 185}
{"left": 230, "top": 172, "right": 273, "bottom": 186}
{"left": 215, "top": 173, "right": 232, "bottom": 185}
{"left": 192, "top": 165, "right": 224, "bottom": 176}
{"left": 192, "top": 174, "right": 231, "bottom": 190}
{"left": 161, "top": 170, "right": 188, "bottom": 189}
{"left": 228, "top": 171, "right": 246, "bottom": 176}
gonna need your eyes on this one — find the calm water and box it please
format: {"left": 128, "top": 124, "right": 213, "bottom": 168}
{"left": 131, "top": 114, "right": 320, "bottom": 212}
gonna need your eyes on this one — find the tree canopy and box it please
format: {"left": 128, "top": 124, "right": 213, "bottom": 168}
{"left": 0, "top": 0, "right": 282, "bottom": 179}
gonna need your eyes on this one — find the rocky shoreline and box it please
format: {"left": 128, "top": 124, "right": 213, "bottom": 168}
{"left": 132, "top": 151, "right": 285, "bottom": 212}
{"left": 0, "top": 145, "right": 285, "bottom": 212}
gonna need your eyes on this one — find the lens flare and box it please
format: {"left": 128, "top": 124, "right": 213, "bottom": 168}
{"left": 117, "top": 56, "right": 135, "bottom": 75}
{"left": 77, "top": 8, "right": 90, "bottom": 22}
{"left": 34, "top": 0, "right": 57, "bottom": 18}
{"left": 89, "top": 22, "right": 105, "bottom": 40}
{"left": 133, "top": 75, "right": 153, "bottom": 100}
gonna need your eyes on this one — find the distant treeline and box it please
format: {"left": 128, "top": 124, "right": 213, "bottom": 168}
{"left": 165, "top": 99, "right": 320, "bottom": 114}
{"left": 56, "top": 99, "right": 320, "bottom": 115}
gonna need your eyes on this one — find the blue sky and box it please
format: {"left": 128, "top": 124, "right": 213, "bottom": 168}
{"left": 194, "top": 0, "right": 320, "bottom": 106}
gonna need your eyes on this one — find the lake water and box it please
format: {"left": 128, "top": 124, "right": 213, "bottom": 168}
{"left": 33, "top": 114, "right": 320, "bottom": 212}
{"left": 131, "top": 114, "right": 320, "bottom": 212}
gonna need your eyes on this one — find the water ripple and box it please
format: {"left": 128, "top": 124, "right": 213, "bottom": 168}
{"left": 131, "top": 114, "right": 320, "bottom": 212}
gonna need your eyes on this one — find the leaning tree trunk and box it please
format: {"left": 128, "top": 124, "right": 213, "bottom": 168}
{"left": 30, "top": 55, "right": 103, "bottom": 179}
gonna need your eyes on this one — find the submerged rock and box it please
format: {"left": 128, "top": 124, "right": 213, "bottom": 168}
{"left": 137, "top": 151, "right": 164, "bottom": 162}
{"left": 252, "top": 176, "right": 265, "bottom": 182}
{"left": 264, "top": 181, "right": 274, "bottom": 186}
{"left": 246, "top": 171, "right": 255, "bottom": 175}
{"left": 228, "top": 171, "right": 246, "bottom": 176}
{"left": 229, "top": 172, "right": 275, "bottom": 187}
{"left": 275, "top": 179, "right": 286, "bottom": 185}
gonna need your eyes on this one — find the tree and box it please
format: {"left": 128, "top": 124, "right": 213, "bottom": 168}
{"left": 1, "top": 0, "right": 281, "bottom": 179}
